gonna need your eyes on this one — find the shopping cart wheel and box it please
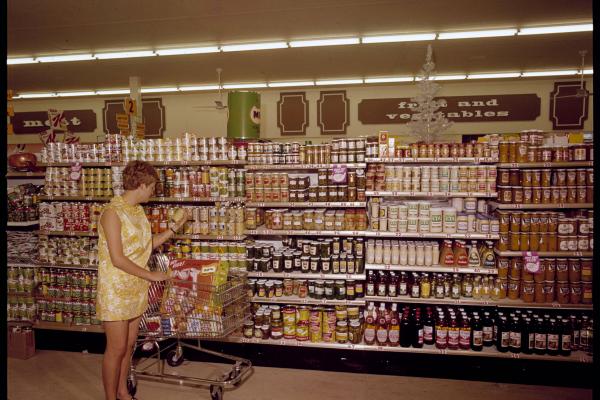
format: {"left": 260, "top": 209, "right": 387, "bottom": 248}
{"left": 166, "top": 349, "right": 184, "bottom": 367}
{"left": 209, "top": 385, "right": 223, "bottom": 400}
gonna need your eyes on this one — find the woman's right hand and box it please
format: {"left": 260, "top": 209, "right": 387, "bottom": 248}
{"left": 147, "top": 271, "right": 170, "bottom": 282}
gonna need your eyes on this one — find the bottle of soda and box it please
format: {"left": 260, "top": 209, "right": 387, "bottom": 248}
{"left": 423, "top": 309, "right": 435, "bottom": 346}
{"left": 459, "top": 314, "right": 471, "bottom": 350}
{"left": 363, "top": 302, "right": 377, "bottom": 345}
{"left": 560, "top": 318, "right": 572, "bottom": 356}
{"left": 570, "top": 314, "right": 581, "bottom": 351}
{"left": 509, "top": 317, "right": 522, "bottom": 354}
{"left": 482, "top": 311, "right": 494, "bottom": 347}
{"left": 435, "top": 313, "right": 448, "bottom": 350}
{"left": 447, "top": 316, "right": 460, "bottom": 350}
{"left": 388, "top": 304, "right": 400, "bottom": 347}
{"left": 400, "top": 311, "right": 413, "bottom": 348}
{"left": 366, "top": 271, "right": 376, "bottom": 297}
{"left": 376, "top": 303, "right": 389, "bottom": 346}
{"left": 497, "top": 316, "right": 510, "bottom": 353}
{"left": 534, "top": 317, "right": 547, "bottom": 355}
{"left": 376, "top": 271, "right": 388, "bottom": 297}
{"left": 546, "top": 318, "right": 560, "bottom": 356}
{"left": 471, "top": 315, "right": 483, "bottom": 352}
{"left": 580, "top": 315, "right": 590, "bottom": 352}
{"left": 413, "top": 312, "right": 424, "bottom": 349}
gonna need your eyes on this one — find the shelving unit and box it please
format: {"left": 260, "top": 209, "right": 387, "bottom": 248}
{"left": 247, "top": 272, "right": 365, "bottom": 280}
{"left": 362, "top": 296, "right": 593, "bottom": 310}
{"left": 7, "top": 221, "right": 39, "bottom": 227}
{"left": 35, "top": 230, "right": 98, "bottom": 237}
{"left": 363, "top": 231, "right": 499, "bottom": 240}
{"left": 34, "top": 321, "right": 104, "bottom": 333}
{"left": 247, "top": 163, "right": 366, "bottom": 171}
{"left": 366, "top": 191, "right": 497, "bottom": 198}
{"left": 246, "top": 202, "right": 366, "bottom": 208}
{"left": 489, "top": 202, "right": 593, "bottom": 210}
{"left": 38, "top": 160, "right": 247, "bottom": 167}
{"left": 246, "top": 228, "right": 365, "bottom": 237}
{"left": 494, "top": 250, "right": 593, "bottom": 257}
{"left": 39, "top": 195, "right": 245, "bottom": 203}
{"left": 251, "top": 295, "right": 365, "bottom": 306}
{"left": 496, "top": 161, "right": 593, "bottom": 168}
{"left": 365, "top": 264, "right": 498, "bottom": 274}
{"left": 7, "top": 171, "right": 46, "bottom": 178}
{"left": 365, "top": 157, "right": 497, "bottom": 164}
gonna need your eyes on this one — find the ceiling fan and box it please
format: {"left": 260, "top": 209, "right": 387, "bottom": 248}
{"left": 554, "top": 50, "right": 594, "bottom": 100}
{"left": 192, "top": 67, "right": 227, "bottom": 110}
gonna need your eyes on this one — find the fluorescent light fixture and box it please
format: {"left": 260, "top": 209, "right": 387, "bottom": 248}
{"left": 316, "top": 79, "right": 363, "bottom": 85}
{"left": 518, "top": 23, "right": 593, "bottom": 35}
{"left": 37, "top": 54, "right": 95, "bottom": 63}
{"left": 429, "top": 75, "right": 467, "bottom": 80}
{"left": 362, "top": 33, "right": 436, "bottom": 43}
{"left": 18, "top": 93, "right": 57, "bottom": 98}
{"left": 222, "top": 83, "right": 268, "bottom": 89}
{"left": 467, "top": 72, "right": 521, "bottom": 79}
{"left": 179, "top": 85, "right": 221, "bottom": 91}
{"left": 365, "top": 76, "right": 414, "bottom": 83}
{"left": 438, "top": 29, "right": 517, "bottom": 40}
{"left": 583, "top": 69, "right": 593, "bottom": 74}
{"left": 521, "top": 70, "right": 578, "bottom": 77}
{"left": 221, "top": 42, "right": 288, "bottom": 52}
{"left": 95, "top": 50, "right": 156, "bottom": 59}
{"left": 268, "top": 81, "right": 315, "bottom": 87}
{"left": 140, "top": 87, "right": 179, "bottom": 93}
{"left": 56, "top": 91, "right": 96, "bottom": 97}
{"left": 7, "top": 57, "right": 37, "bottom": 65}
{"left": 155, "top": 46, "right": 220, "bottom": 56}
{"left": 289, "top": 38, "right": 360, "bottom": 48}
{"left": 96, "top": 89, "right": 130, "bottom": 95}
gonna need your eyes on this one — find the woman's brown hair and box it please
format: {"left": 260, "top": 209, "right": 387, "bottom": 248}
{"left": 122, "top": 160, "right": 159, "bottom": 190}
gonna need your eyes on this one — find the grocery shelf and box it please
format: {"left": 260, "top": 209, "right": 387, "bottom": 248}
{"left": 494, "top": 250, "right": 593, "bottom": 257}
{"left": 246, "top": 228, "right": 365, "bottom": 237}
{"left": 8, "top": 261, "right": 98, "bottom": 270}
{"left": 7, "top": 220, "right": 39, "bottom": 227}
{"left": 39, "top": 195, "right": 110, "bottom": 202}
{"left": 365, "top": 157, "right": 497, "bottom": 164}
{"left": 206, "top": 335, "right": 592, "bottom": 362}
{"left": 365, "top": 264, "right": 498, "bottom": 274}
{"left": 38, "top": 162, "right": 118, "bottom": 167}
{"left": 364, "top": 231, "right": 499, "bottom": 240}
{"left": 35, "top": 230, "right": 98, "bottom": 237}
{"left": 38, "top": 160, "right": 247, "bottom": 167}
{"left": 366, "top": 191, "right": 497, "bottom": 198}
{"left": 33, "top": 321, "right": 104, "bottom": 333}
{"left": 496, "top": 161, "right": 593, "bottom": 168}
{"left": 363, "top": 296, "right": 594, "bottom": 310}
{"left": 172, "top": 234, "right": 246, "bottom": 241}
{"left": 489, "top": 202, "right": 593, "bottom": 210}
{"left": 251, "top": 295, "right": 365, "bottom": 306}
{"left": 6, "top": 171, "right": 46, "bottom": 178}
{"left": 148, "top": 196, "right": 245, "bottom": 203}
{"left": 247, "top": 163, "right": 367, "bottom": 171}
{"left": 247, "top": 271, "right": 365, "bottom": 280}
{"left": 246, "top": 202, "right": 366, "bottom": 208}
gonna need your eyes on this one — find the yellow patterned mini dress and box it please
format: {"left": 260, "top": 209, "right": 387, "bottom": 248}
{"left": 96, "top": 196, "right": 153, "bottom": 321}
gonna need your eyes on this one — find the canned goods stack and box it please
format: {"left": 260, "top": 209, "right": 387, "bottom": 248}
{"left": 164, "top": 240, "right": 247, "bottom": 271}
{"left": 39, "top": 202, "right": 104, "bottom": 232}
{"left": 248, "top": 278, "right": 364, "bottom": 301}
{"left": 40, "top": 134, "right": 122, "bottom": 163}
{"left": 496, "top": 257, "right": 593, "bottom": 305}
{"left": 80, "top": 168, "right": 114, "bottom": 197}
{"left": 246, "top": 138, "right": 366, "bottom": 165}
{"left": 496, "top": 210, "right": 592, "bottom": 252}
{"left": 245, "top": 304, "right": 364, "bottom": 344}
{"left": 497, "top": 168, "right": 593, "bottom": 205}
{"left": 7, "top": 184, "right": 40, "bottom": 222}
{"left": 7, "top": 266, "right": 36, "bottom": 322}
{"left": 367, "top": 138, "right": 498, "bottom": 160}
{"left": 498, "top": 131, "right": 593, "bottom": 163}
{"left": 145, "top": 204, "right": 245, "bottom": 236}
{"left": 368, "top": 199, "right": 498, "bottom": 234}
{"left": 36, "top": 268, "right": 100, "bottom": 326}
{"left": 256, "top": 208, "right": 368, "bottom": 231}
{"left": 367, "top": 164, "right": 497, "bottom": 193}
{"left": 154, "top": 166, "right": 245, "bottom": 199}
{"left": 122, "top": 135, "right": 246, "bottom": 162}
{"left": 38, "top": 236, "right": 99, "bottom": 266}
{"left": 366, "top": 270, "right": 498, "bottom": 300}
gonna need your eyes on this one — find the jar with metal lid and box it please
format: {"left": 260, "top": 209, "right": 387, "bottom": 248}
{"left": 324, "top": 280, "right": 335, "bottom": 299}
{"left": 556, "top": 282, "right": 570, "bottom": 304}
{"left": 335, "top": 280, "right": 346, "bottom": 300}
{"left": 314, "top": 280, "right": 325, "bottom": 299}
{"left": 243, "top": 321, "right": 254, "bottom": 338}
{"left": 349, "top": 320, "right": 362, "bottom": 344}
{"left": 336, "top": 321, "right": 349, "bottom": 344}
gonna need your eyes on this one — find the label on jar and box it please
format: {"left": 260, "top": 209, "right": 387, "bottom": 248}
{"left": 547, "top": 334, "right": 559, "bottom": 350}
{"left": 472, "top": 330, "right": 483, "bottom": 346}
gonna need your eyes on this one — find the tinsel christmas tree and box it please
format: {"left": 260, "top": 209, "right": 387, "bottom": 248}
{"left": 406, "top": 45, "right": 453, "bottom": 143}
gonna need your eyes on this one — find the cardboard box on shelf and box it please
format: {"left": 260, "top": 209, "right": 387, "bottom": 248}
{"left": 7, "top": 326, "right": 35, "bottom": 360}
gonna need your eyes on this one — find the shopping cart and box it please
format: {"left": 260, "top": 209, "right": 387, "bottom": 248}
{"left": 128, "top": 254, "right": 252, "bottom": 400}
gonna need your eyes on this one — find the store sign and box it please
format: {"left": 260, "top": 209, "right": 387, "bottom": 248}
{"left": 103, "top": 98, "right": 165, "bottom": 138}
{"left": 358, "top": 94, "right": 540, "bottom": 124}
{"left": 318, "top": 90, "right": 349, "bottom": 135}
{"left": 549, "top": 81, "right": 589, "bottom": 130}
{"left": 11, "top": 110, "right": 97, "bottom": 134}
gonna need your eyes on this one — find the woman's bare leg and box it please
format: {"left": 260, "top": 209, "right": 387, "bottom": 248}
{"left": 103, "top": 320, "right": 129, "bottom": 400}
{"left": 117, "top": 315, "right": 142, "bottom": 399}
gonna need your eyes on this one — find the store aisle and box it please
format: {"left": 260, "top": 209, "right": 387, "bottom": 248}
{"left": 8, "top": 350, "right": 592, "bottom": 400}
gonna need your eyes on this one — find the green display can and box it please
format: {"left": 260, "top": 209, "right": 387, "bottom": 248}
{"left": 227, "top": 91, "right": 260, "bottom": 139}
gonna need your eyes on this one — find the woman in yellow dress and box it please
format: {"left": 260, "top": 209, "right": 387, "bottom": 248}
{"left": 96, "top": 160, "right": 189, "bottom": 400}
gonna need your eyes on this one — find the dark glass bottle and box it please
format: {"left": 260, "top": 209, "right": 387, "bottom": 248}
{"left": 522, "top": 317, "right": 534, "bottom": 354}
{"left": 388, "top": 272, "right": 398, "bottom": 298}
{"left": 376, "top": 271, "right": 388, "bottom": 297}
{"left": 547, "top": 318, "right": 560, "bottom": 356}
{"left": 398, "top": 272, "right": 408, "bottom": 296}
{"left": 509, "top": 317, "right": 522, "bottom": 354}
{"left": 497, "top": 316, "right": 510, "bottom": 353}
{"left": 570, "top": 314, "right": 581, "bottom": 351}
{"left": 482, "top": 311, "right": 494, "bottom": 347}
{"left": 435, "top": 313, "right": 448, "bottom": 350}
{"left": 471, "top": 315, "right": 483, "bottom": 352}
{"left": 423, "top": 310, "right": 435, "bottom": 346}
{"left": 366, "top": 270, "right": 376, "bottom": 296}
{"left": 459, "top": 315, "right": 471, "bottom": 351}
{"left": 560, "top": 318, "right": 573, "bottom": 356}
{"left": 413, "top": 314, "right": 424, "bottom": 348}
{"left": 534, "top": 318, "right": 548, "bottom": 355}
{"left": 400, "top": 312, "right": 413, "bottom": 348}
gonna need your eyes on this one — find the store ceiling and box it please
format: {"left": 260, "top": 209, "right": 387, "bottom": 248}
{"left": 7, "top": 0, "right": 594, "bottom": 92}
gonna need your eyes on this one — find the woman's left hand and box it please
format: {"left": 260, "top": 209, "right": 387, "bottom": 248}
{"left": 172, "top": 209, "right": 192, "bottom": 232}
